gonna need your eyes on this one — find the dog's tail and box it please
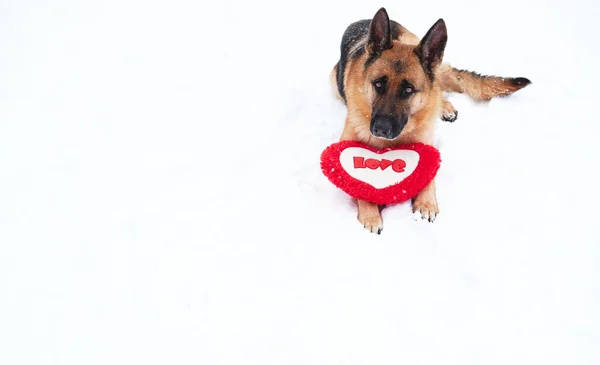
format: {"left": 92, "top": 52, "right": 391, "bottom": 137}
{"left": 438, "top": 64, "right": 531, "bottom": 101}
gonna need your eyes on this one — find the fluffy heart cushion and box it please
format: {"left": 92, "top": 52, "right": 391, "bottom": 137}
{"left": 320, "top": 140, "right": 441, "bottom": 205}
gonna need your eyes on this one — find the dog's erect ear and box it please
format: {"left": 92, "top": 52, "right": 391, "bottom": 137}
{"left": 367, "top": 8, "right": 393, "bottom": 55}
{"left": 414, "top": 19, "right": 447, "bottom": 79}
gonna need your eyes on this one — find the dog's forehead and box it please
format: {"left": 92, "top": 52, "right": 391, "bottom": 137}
{"left": 379, "top": 48, "right": 421, "bottom": 74}
{"left": 391, "top": 59, "right": 406, "bottom": 74}
{"left": 370, "top": 60, "right": 422, "bottom": 86}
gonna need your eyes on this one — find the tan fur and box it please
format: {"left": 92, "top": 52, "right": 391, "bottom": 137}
{"left": 412, "top": 180, "right": 438, "bottom": 221}
{"left": 397, "top": 31, "right": 420, "bottom": 46}
{"left": 329, "top": 65, "right": 343, "bottom": 101}
{"left": 441, "top": 98, "right": 457, "bottom": 121}
{"left": 357, "top": 199, "right": 383, "bottom": 233}
{"left": 438, "top": 64, "right": 529, "bottom": 101}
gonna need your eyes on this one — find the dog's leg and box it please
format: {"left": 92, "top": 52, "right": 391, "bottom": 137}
{"left": 412, "top": 179, "right": 439, "bottom": 222}
{"left": 357, "top": 199, "right": 383, "bottom": 234}
{"left": 441, "top": 98, "right": 458, "bottom": 123}
{"left": 339, "top": 122, "right": 383, "bottom": 234}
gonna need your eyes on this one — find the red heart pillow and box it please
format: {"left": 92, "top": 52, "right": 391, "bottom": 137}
{"left": 320, "top": 140, "right": 441, "bottom": 205}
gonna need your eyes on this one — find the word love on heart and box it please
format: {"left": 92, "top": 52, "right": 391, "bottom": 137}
{"left": 320, "top": 140, "right": 441, "bottom": 205}
{"left": 352, "top": 156, "right": 406, "bottom": 173}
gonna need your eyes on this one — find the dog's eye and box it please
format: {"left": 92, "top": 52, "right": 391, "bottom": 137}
{"left": 399, "top": 80, "right": 416, "bottom": 99}
{"left": 372, "top": 77, "right": 388, "bottom": 93}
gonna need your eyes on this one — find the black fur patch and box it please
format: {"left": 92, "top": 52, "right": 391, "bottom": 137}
{"left": 393, "top": 60, "right": 405, "bottom": 74}
{"left": 364, "top": 52, "right": 381, "bottom": 68}
{"left": 352, "top": 46, "right": 365, "bottom": 60}
{"left": 337, "top": 20, "right": 371, "bottom": 101}
{"left": 511, "top": 77, "right": 532, "bottom": 86}
{"left": 398, "top": 79, "right": 415, "bottom": 100}
{"left": 390, "top": 21, "right": 401, "bottom": 41}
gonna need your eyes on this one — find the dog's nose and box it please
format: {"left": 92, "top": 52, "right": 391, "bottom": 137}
{"left": 371, "top": 117, "right": 394, "bottom": 138}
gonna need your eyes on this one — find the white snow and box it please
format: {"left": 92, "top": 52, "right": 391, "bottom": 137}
{"left": 1, "top": 0, "right": 599, "bottom": 364}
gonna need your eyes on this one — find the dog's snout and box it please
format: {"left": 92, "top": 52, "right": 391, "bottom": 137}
{"left": 370, "top": 114, "right": 408, "bottom": 140}
{"left": 371, "top": 117, "right": 394, "bottom": 138}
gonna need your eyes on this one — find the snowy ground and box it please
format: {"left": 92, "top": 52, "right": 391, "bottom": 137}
{"left": 1, "top": 0, "right": 599, "bottom": 364}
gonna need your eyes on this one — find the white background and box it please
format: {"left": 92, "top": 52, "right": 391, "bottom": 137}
{"left": 1, "top": 0, "right": 599, "bottom": 364}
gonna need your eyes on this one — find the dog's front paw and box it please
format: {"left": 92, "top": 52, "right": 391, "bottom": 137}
{"left": 412, "top": 194, "right": 439, "bottom": 222}
{"left": 357, "top": 200, "right": 383, "bottom": 234}
{"left": 441, "top": 99, "right": 458, "bottom": 123}
{"left": 358, "top": 213, "right": 383, "bottom": 234}
{"left": 442, "top": 109, "right": 458, "bottom": 123}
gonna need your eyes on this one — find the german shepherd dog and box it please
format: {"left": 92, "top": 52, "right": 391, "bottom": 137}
{"left": 330, "top": 7, "right": 530, "bottom": 234}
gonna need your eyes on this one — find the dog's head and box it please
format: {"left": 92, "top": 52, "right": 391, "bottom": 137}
{"left": 358, "top": 8, "right": 447, "bottom": 140}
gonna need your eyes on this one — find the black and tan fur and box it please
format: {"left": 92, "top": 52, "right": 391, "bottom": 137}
{"left": 330, "top": 8, "right": 530, "bottom": 234}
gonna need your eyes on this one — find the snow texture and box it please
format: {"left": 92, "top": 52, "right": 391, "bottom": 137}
{"left": 1, "top": 0, "right": 599, "bottom": 364}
